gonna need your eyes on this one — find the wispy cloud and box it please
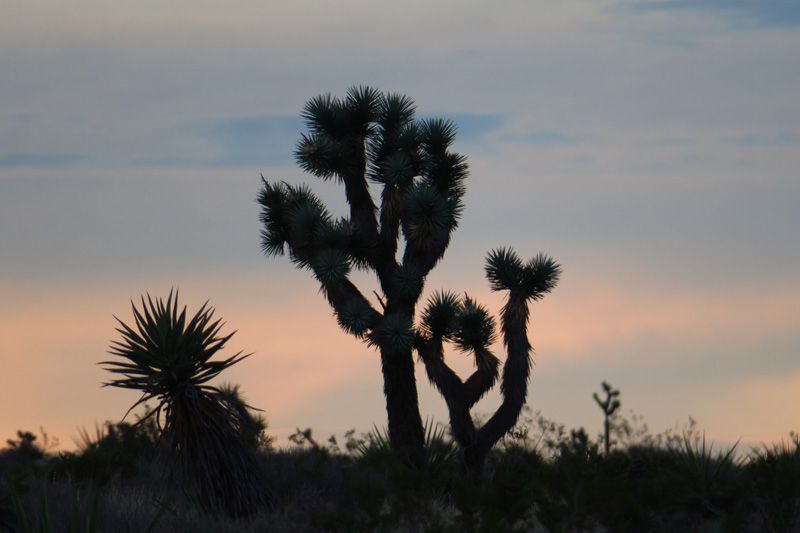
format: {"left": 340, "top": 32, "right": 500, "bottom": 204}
{"left": 198, "top": 115, "right": 303, "bottom": 168}
{"left": 621, "top": 0, "right": 800, "bottom": 29}
{"left": 431, "top": 113, "right": 504, "bottom": 144}
{"left": 501, "top": 130, "right": 586, "bottom": 147}
{"left": 724, "top": 132, "right": 800, "bottom": 147}
{"left": 0, "top": 153, "right": 86, "bottom": 168}
{"left": 134, "top": 113, "right": 505, "bottom": 169}
{"left": 644, "top": 137, "right": 696, "bottom": 147}
{"left": 129, "top": 115, "right": 302, "bottom": 169}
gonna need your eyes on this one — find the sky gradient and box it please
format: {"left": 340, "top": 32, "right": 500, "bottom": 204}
{"left": 2, "top": 0, "right": 799, "bottom": 451}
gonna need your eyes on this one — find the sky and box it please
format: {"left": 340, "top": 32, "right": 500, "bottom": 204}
{"left": 1, "top": 0, "right": 799, "bottom": 452}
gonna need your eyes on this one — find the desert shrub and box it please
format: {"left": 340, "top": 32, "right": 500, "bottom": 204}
{"left": 56, "top": 413, "right": 159, "bottom": 486}
{"left": 742, "top": 433, "right": 800, "bottom": 531}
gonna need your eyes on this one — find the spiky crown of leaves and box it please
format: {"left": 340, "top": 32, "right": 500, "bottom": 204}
{"left": 101, "top": 290, "right": 251, "bottom": 421}
{"left": 257, "top": 86, "right": 468, "bottom": 285}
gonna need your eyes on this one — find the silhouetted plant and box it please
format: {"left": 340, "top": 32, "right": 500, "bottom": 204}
{"left": 56, "top": 409, "right": 160, "bottom": 487}
{"left": 1, "top": 432, "right": 45, "bottom": 472}
{"left": 354, "top": 420, "right": 457, "bottom": 475}
{"left": 9, "top": 484, "right": 166, "bottom": 533}
{"left": 70, "top": 427, "right": 142, "bottom": 485}
{"left": 10, "top": 487, "right": 101, "bottom": 533}
{"left": 593, "top": 380, "right": 621, "bottom": 454}
{"left": 258, "top": 86, "right": 472, "bottom": 468}
{"left": 9, "top": 406, "right": 800, "bottom": 530}
{"left": 746, "top": 432, "right": 800, "bottom": 530}
{"left": 218, "top": 383, "right": 275, "bottom": 450}
{"left": 503, "top": 407, "right": 568, "bottom": 457}
{"left": 668, "top": 431, "right": 742, "bottom": 517}
{"left": 101, "top": 290, "right": 272, "bottom": 517}
{"left": 415, "top": 249, "right": 560, "bottom": 478}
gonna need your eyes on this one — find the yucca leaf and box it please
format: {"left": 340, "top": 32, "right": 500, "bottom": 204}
{"left": 382, "top": 152, "right": 415, "bottom": 186}
{"left": 454, "top": 295, "right": 497, "bottom": 352}
{"left": 519, "top": 253, "right": 562, "bottom": 299}
{"left": 301, "top": 92, "right": 344, "bottom": 134}
{"left": 403, "top": 182, "right": 455, "bottom": 243}
{"left": 391, "top": 264, "right": 424, "bottom": 299}
{"left": 336, "top": 296, "right": 375, "bottom": 337}
{"left": 379, "top": 92, "right": 417, "bottom": 131}
{"left": 420, "top": 290, "right": 461, "bottom": 339}
{"left": 485, "top": 247, "right": 524, "bottom": 291}
{"left": 313, "top": 248, "right": 351, "bottom": 286}
{"left": 371, "top": 313, "right": 414, "bottom": 352}
{"left": 295, "top": 132, "right": 343, "bottom": 180}
{"left": 420, "top": 118, "right": 458, "bottom": 151}
{"left": 345, "top": 85, "right": 382, "bottom": 134}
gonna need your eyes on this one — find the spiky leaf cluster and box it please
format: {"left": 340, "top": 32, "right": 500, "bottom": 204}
{"left": 420, "top": 291, "right": 497, "bottom": 354}
{"left": 420, "top": 290, "right": 461, "bottom": 340}
{"left": 371, "top": 313, "right": 415, "bottom": 353}
{"left": 485, "top": 248, "right": 561, "bottom": 300}
{"left": 313, "top": 248, "right": 351, "bottom": 285}
{"left": 258, "top": 181, "right": 370, "bottom": 278}
{"left": 336, "top": 297, "right": 374, "bottom": 337}
{"left": 453, "top": 296, "right": 497, "bottom": 354}
{"left": 102, "top": 290, "right": 250, "bottom": 420}
{"left": 259, "top": 87, "right": 472, "bottom": 354}
{"left": 391, "top": 264, "right": 424, "bottom": 300}
{"left": 403, "top": 183, "right": 461, "bottom": 245}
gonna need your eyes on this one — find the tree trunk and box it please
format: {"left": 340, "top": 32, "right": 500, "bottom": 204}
{"left": 380, "top": 346, "right": 427, "bottom": 469}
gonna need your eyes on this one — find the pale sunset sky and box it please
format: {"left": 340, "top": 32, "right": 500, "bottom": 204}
{"left": 1, "top": 1, "right": 798, "bottom": 451}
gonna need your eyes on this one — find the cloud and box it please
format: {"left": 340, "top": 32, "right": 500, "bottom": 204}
{"left": 621, "top": 0, "right": 800, "bottom": 29}
{"left": 134, "top": 113, "right": 505, "bottom": 169}
{"left": 0, "top": 153, "right": 86, "bottom": 168}
{"left": 198, "top": 115, "right": 304, "bottom": 168}
{"left": 430, "top": 113, "right": 504, "bottom": 144}
{"left": 502, "top": 130, "right": 584, "bottom": 146}
{"left": 724, "top": 132, "right": 800, "bottom": 147}
{"left": 132, "top": 115, "right": 303, "bottom": 169}
{"left": 524, "top": 131, "right": 578, "bottom": 145}
{"left": 644, "top": 137, "right": 696, "bottom": 147}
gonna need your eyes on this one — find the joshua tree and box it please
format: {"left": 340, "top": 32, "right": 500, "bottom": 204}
{"left": 594, "top": 380, "right": 621, "bottom": 454}
{"left": 258, "top": 86, "right": 559, "bottom": 470}
{"left": 416, "top": 248, "right": 560, "bottom": 477}
{"left": 258, "top": 86, "right": 470, "bottom": 467}
{"left": 101, "top": 290, "right": 272, "bottom": 516}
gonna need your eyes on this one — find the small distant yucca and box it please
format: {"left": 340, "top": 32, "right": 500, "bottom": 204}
{"left": 101, "top": 290, "right": 272, "bottom": 516}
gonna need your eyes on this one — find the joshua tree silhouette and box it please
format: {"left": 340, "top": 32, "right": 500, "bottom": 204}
{"left": 594, "top": 380, "right": 621, "bottom": 454}
{"left": 258, "top": 86, "right": 559, "bottom": 470}
{"left": 258, "top": 86, "right": 469, "bottom": 467}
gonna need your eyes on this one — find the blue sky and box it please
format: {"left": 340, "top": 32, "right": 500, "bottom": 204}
{"left": 1, "top": 0, "right": 799, "bottom": 450}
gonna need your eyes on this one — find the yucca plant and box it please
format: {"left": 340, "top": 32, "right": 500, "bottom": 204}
{"left": 668, "top": 432, "right": 741, "bottom": 516}
{"left": 356, "top": 419, "right": 458, "bottom": 475}
{"left": 101, "top": 290, "right": 272, "bottom": 517}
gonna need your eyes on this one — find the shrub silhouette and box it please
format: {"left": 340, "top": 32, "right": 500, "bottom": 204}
{"left": 101, "top": 290, "right": 272, "bottom": 516}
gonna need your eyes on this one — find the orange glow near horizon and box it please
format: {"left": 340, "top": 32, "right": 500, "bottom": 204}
{"left": 2, "top": 271, "right": 799, "bottom": 450}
